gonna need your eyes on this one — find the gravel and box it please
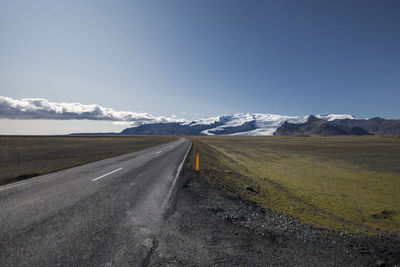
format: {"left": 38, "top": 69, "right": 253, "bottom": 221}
{"left": 146, "top": 165, "right": 400, "bottom": 266}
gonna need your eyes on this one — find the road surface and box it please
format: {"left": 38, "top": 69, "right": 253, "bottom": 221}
{"left": 0, "top": 137, "right": 191, "bottom": 266}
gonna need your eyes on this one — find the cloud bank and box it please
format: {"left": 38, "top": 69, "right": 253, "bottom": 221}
{"left": 0, "top": 96, "right": 185, "bottom": 126}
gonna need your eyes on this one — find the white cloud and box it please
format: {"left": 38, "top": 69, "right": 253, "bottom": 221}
{"left": 0, "top": 96, "right": 186, "bottom": 126}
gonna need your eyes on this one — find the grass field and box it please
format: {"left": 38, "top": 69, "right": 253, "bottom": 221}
{"left": 0, "top": 135, "right": 177, "bottom": 185}
{"left": 189, "top": 136, "right": 400, "bottom": 234}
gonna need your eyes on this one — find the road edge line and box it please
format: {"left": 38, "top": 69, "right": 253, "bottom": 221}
{"left": 175, "top": 141, "right": 192, "bottom": 180}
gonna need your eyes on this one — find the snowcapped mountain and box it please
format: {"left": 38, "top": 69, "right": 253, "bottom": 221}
{"left": 194, "top": 113, "right": 354, "bottom": 136}
{"left": 120, "top": 113, "right": 356, "bottom": 136}
{"left": 200, "top": 114, "right": 300, "bottom": 136}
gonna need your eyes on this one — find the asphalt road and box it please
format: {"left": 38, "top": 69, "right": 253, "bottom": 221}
{"left": 0, "top": 137, "right": 191, "bottom": 266}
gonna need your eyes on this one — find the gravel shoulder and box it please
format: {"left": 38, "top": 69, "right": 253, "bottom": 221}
{"left": 147, "top": 160, "right": 400, "bottom": 266}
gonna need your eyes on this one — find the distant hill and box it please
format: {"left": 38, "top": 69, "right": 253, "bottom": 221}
{"left": 70, "top": 132, "right": 120, "bottom": 136}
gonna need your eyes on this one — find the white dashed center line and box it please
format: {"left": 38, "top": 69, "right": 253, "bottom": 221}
{"left": 92, "top": 167, "right": 123, "bottom": 182}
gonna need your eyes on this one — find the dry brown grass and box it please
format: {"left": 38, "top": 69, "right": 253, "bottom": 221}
{"left": 0, "top": 135, "right": 177, "bottom": 185}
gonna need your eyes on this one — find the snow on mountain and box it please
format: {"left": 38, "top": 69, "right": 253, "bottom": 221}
{"left": 186, "top": 113, "right": 355, "bottom": 136}
{"left": 232, "top": 114, "right": 309, "bottom": 136}
{"left": 188, "top": 116, "right": 221, "bottom": 126}
{"left": 315, "top": 114, "right": 355, "bottom": 121}
{"left": 200, "top": 113, "right": 254, "bottom": 135}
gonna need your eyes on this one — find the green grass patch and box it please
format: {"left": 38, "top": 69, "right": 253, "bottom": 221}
{"left": 188, "top": 136, "right": 400, "bottom": 234}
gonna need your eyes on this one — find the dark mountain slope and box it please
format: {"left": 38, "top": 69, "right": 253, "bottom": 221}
{"left": 331, "top": 117, "right": 400, "bottom": 135}
{"left": 274, "top": 116, "right": 371, "bottom": 136}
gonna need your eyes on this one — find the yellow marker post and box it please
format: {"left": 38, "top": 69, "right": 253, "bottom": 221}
{"left": 195, "top": 153, "right": 200, "bottom": 171}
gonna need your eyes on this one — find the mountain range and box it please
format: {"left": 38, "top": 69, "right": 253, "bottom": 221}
{"left": 275, "top": 116, "right": 400, "bottom": 136}
{"left": 72, "top": 113, "right": 400, "bottom": 136}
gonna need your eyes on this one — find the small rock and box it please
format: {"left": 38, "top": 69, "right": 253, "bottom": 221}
{"left": 245, "top": 185, "right": 255, "bottom": 192}
{"left": 376, "top": 260, "right": 386, "bottom": 267}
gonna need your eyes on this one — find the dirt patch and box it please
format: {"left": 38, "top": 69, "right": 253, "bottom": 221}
{"left": 372, "top": 211, "right": 397, "bottom": 220}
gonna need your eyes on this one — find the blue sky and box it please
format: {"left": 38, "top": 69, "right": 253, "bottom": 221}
{"left": 1, "top": 0, "right": 400, "bottom": 133}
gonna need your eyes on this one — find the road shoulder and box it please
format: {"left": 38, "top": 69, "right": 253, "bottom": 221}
{"left": 149, "top": 157, "right": 400, "bottom": 266}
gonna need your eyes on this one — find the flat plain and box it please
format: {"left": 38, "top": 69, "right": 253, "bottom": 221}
{"left": 189, "top": 135, "right": 400, "bottom": 234}
{"left": 0, "top": 135, "right": 177, "bottom": 185}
